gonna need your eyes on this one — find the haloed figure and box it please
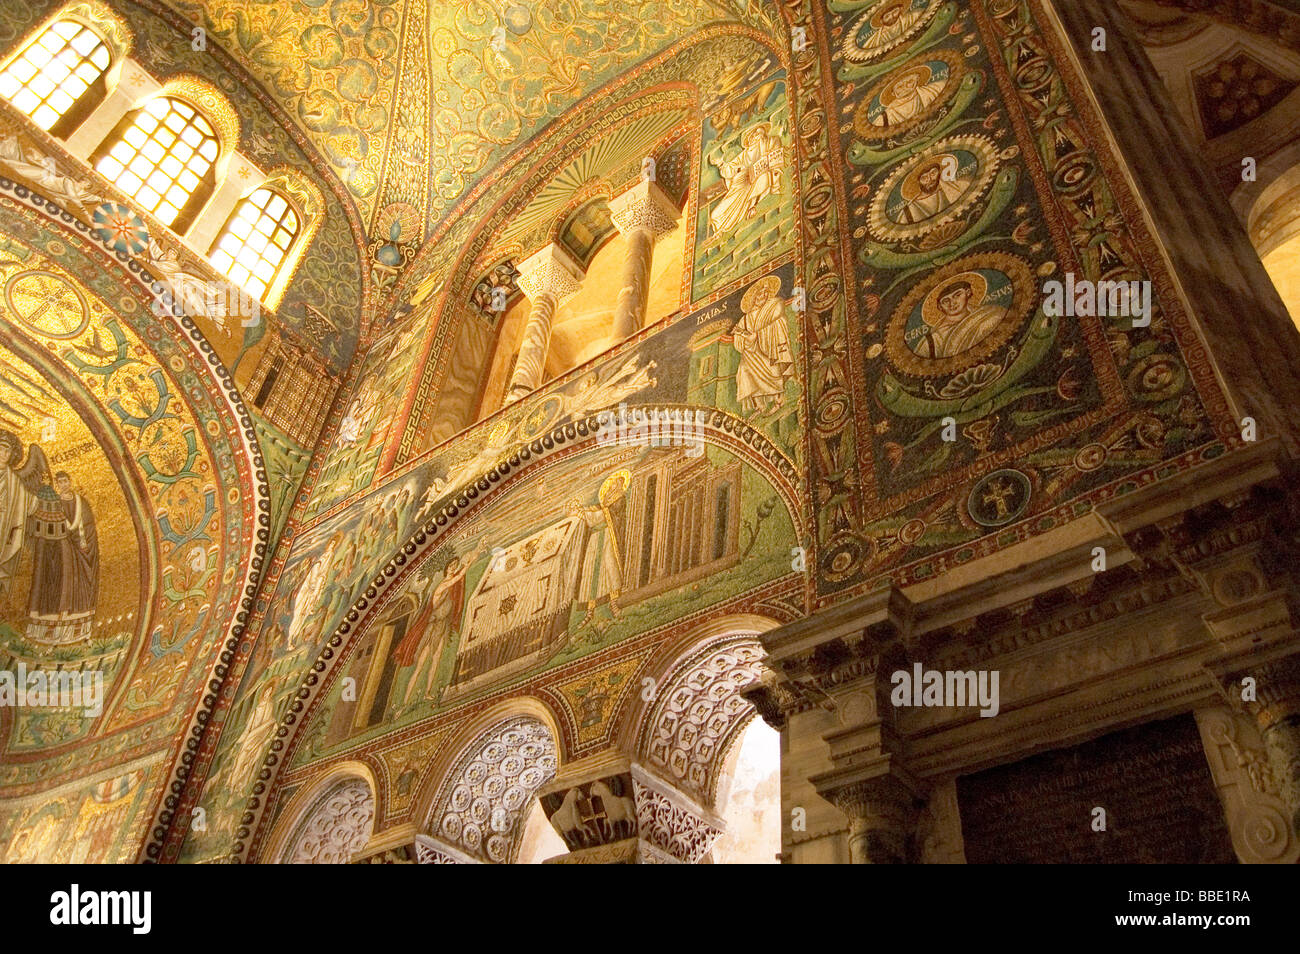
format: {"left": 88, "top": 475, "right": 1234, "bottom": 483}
{"left": 732, "top": 276, "right": 794, "bottom": 415}
{"left": 569, "top": 472, "right": 630, "bottom": 633}
{"left": 28, "top": 471, "right": 98, "bottom": 643}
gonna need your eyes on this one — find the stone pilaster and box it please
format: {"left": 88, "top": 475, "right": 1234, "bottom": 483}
{"left": 1194, "top": 705, "right": 1300, "bottom": 863}
{"left": 1138, "top": 481, "right": 1300, "bottom": 838}
{"left": 607, "top": 180, "right": 678, "bottom": 339}
{"left": 505, "top": 243, "right": 585, "bottom": 403}
{"left": 1206, "top": 654, "right": 1300, "bottom": 838}
{"left": 748, "top": 585, "right": 928, "bottom": 862}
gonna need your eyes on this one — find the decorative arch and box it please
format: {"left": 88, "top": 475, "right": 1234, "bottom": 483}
{"left": 89, "top": 73, "right": 239, "bottom": 235}
{"left": 264, "top": 762, "right": 377, "bottom": 864}
{"left": 0, "top": 173, "right": 267, "bottom": 864}
{"left": 626, "top": 616, "right": 780, "bottom": 808}
{"left": 1234, "top": 142, "right": 1300, "bottom": 257}
{"left": 40, "top": 1, "right": 131, "bottom": 62}
{"left": 0, "top": 1, "right": 133, "bottom": 75}
{"left": 407, "top": 85, "right": 698, "bottom": 445}
{"left": 146, "top": 74, "right": 239, "bottom": 166}
{"left": 215, "top": 165, "right": 326, "bottom": 313}
{"left": 0, "top": 2, "right": 131, "bottom": 139}
{"left": 420, "top": 712, "right": 558, "bottom": 864}
{"left": 381, "top": 24, "right": 789, "bottom": 464}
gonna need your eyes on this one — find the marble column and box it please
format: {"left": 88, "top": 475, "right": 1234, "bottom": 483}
{"left": 607, "top": 180, "right": 679, "bottom": 340}
{"left": 505, "top": 243, "right": 585, "bottom": 404}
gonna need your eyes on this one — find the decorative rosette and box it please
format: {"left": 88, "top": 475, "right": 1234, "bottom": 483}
{"left": 92, "top": 202, "right": 149, "bottom": 256}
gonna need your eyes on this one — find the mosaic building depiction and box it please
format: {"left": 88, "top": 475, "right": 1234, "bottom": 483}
{"left": 0, "top": 0, "right": 1299, "bottom": 868}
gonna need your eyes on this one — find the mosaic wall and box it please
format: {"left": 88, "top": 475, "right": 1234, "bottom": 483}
{"left": 0, "top": 185, "right": 262, "bottom": 862}
{"left": 157, "top": 0, "right": 788, "bottom": 301}
{"left": 797, "top": 0, "right": 1237, "bottom": 601}
{"left": 183, "top": 257, "right": 807, "bottom": 860}
{"left": 0, "top": 0, "right": 1257, "bottom": 862}
{"left": 189, "top": 0, "right": 1253, "bottom": 860}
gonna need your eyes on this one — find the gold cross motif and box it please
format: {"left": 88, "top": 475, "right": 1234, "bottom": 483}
{"left": 982, "top": 478, "right": 1016, "bottom": 519}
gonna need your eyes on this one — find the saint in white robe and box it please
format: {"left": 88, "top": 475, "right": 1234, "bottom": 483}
{"left": 708, "top": 127, "right": 785, "bottom": 236}
{"left": 733, "top": 296, "right": 794, "bottom": 411}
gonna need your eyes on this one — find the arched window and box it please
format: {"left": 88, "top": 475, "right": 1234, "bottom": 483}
{"left": 208, "top": 187, "right": 300, "bottom": 301}
{"left": 0, "top": 19, "right": 111, "bottom": 136}
{"left": 93, "top": 95, "right": 218, "bottom": 229}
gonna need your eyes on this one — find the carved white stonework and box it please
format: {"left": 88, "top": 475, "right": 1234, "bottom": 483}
{"left": 1194, "top": 706, "right": 1299, "bottom": 864}
{"left": 514, "top": 242, "right": 585, "bottom": 304}
{"left": 632, "top": 770, "right": 723, "bottom": 864}
{"left": 428, "top": 717, "right": 557, "bottom": 863}
{"left": 608, "top": 180, "right": 679, "bottom": 239}
{"left": 283, "top": 778, "right": 375, "bottom": 864}
{"left": 638, "top": 636, "right": 766, "bottom": 804}
{"left": 916, "top": 779, "right": 967, "bottom": 863}
{"left": 414, "top": 833, "right": 480, "bottom": 864}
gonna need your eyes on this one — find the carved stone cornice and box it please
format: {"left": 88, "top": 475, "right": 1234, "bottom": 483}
{"left": 1142, "top": 0, "right": 1300, "bottom": 51}
{"left": 754, "top": 443, "right": 1300, "bottom": 796}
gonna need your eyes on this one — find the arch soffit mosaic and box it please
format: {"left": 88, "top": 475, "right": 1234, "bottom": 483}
{"left": 420, "top": 712, "right": 559, "bottom": 864}
{"left": 628, "top": 627, "right": 772, "bottom": 807}
{"left": 263, "top": 759, "right": 378, "bottom": 864}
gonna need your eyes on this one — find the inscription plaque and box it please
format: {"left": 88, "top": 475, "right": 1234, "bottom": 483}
{"left": 957, "top": 714, "right": 1236, "bottom": 863}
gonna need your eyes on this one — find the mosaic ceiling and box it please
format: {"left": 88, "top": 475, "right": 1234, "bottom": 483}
{"left": 159, "top": 0, "right": 785, "bottom": 310}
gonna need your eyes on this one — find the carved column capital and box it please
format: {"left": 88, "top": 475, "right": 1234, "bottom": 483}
{"left": 812, "top": 767, "right": 921, "bottom": 864}
{"left": 413, "top": 833, "right": 480, "bottom": 864}
{"left": 740, "top": 674, "right": 798, "bottom": 730}
{"left": 537, "top": 761, "right": 724, "bottom": 863}
{"left": 505, "top": 243, "right": 586, "bottom": 402}
{"left": 1205, "top": 650, "right": 1300, "bottom": 841}
{"left": 608, "top": 179, "right": 679, "bottom": 240}
{"left": 515, "top": 242, "right": 585, "bottom": 305}
{"left": 1227, "top": 653, "right": 1300, "bottom": 730}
